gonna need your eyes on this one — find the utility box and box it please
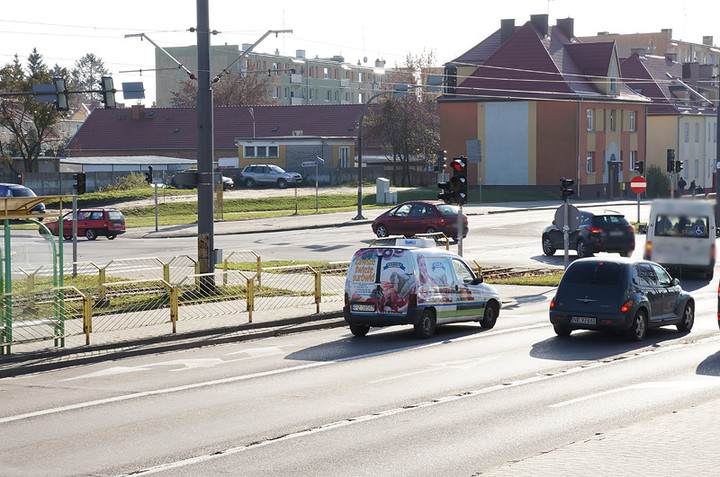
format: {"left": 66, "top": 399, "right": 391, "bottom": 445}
{"left": 376, "top": 178, "right": 396, "bottom": 205}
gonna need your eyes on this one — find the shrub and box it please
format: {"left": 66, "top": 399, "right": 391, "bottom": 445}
{"left": 99, "top": 172, "right": 149, "bottom": 192}
{"left": 646, "top": 164, "right": 670, "bottom": 198}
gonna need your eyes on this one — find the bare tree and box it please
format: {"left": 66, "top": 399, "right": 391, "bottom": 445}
{"left": 364, "top": 51, "right": 441, "bottom": 187}
{"left": 170, "top": 63, "right": 274, "bottom": 107}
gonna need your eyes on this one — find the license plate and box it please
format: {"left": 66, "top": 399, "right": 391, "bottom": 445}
{"left": 609, "top": 231, "right": 624, "bottom": 236}
{"left": 570, "top": 316, "right": 597, "bottom": 325}
{"left": 351, "top": 303, "right": 375, "bottom": 312}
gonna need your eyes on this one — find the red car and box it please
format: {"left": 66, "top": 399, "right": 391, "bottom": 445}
{"left": 41, "top": 208, "right": 126, "bottom": 241}
{"left": 372, "top": 201, "right": 468, "bottom": 239}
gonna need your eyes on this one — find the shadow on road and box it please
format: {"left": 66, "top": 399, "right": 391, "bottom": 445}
{"left": 285, "top": 325, "right": 489, "bottom": 362}
{"left": 530, "top": 327, "right": 684, "bottom": 362}
{"left": 697, "top": 350, "right": 720, "bottom": 377}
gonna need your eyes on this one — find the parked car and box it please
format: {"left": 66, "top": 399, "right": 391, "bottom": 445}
{"left": 41, "top": 208, "right": 126, "bottom": 240}
{"left": 550, "top": 257, "right": 694, "bottom": 341}
{"left": 542, "top": 210, "right": 635, "bottom": 258}
{"left": 170, "top": 170, "right": 234, "bottom": 190}
{"left": 0, "top": 183, "right": 46, "bottom": 216}
{"left": 372, "top": 201, "right": 468, "bottom": 239}
{"left": 344, "top": 238, "right": 501, "bottom": 338}
{"left": 239, "top": 164, "right": 302, "bottom": 189}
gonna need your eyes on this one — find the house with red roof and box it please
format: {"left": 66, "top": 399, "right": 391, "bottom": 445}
{"left": 620, "top": 52, "right": 717, "bottom": 192}
{"left": 439, "top": 14, "right": 650, "bottom": 198}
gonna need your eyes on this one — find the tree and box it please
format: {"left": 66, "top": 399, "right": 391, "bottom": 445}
{"left": 646, "top": 164, "right": 671, "bottom": 198}
{"left": 0, "top": 52, "right": 65, "bottom": 173}
{"left": 364, "top": 51, "right": 441, "bottom": 186}
{"left": 70, "top": 53, "right": 109, "bottom": 104}
{"left": 170, "top": 61, "right": 273, "bottom": 107}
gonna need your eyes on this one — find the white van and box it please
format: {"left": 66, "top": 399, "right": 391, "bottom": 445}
{"left": 343, "top": 239, "right": 501, "bottom": 338}
{"left": 644, "top": 199, "right": 716, "bottom": 279}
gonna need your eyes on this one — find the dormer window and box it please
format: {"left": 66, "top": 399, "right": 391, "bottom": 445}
{"left": 608, "top": 62, "right": 619, "bottom": 95}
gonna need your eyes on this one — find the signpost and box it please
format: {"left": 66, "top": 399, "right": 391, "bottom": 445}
{"left": 630, "top": 176, "right": 647, "bottom": 225}
{"left": 302, "top": 156, "right": 325, "bottom": 212}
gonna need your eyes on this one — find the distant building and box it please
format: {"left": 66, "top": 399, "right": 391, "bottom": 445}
{"left": 155, "top": 45, "right": 387, "bottom": 108}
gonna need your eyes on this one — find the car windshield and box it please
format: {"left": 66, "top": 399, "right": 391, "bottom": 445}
{"left": 436, "top": 204, "right": 459, "bottom": 216}
{"left": 269, "top": 165, "right": 285, "bottom": 173}
{"left": 563, "top": 261, "right": 623, "bottom": 285}
{"left": 654, "top": 214, "right": 709, "bottom": 238}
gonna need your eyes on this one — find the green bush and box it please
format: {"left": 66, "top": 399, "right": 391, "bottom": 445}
{"left": 646, "top": 164, "right": 670, "bottom": 198}
{"left": 99, "top": 172, "right": 149, "bottom": 192}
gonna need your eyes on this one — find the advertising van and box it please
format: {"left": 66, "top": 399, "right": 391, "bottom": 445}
{"left": 343, "top": 239, "right": 501, "bottom": 338}
{"left": 644, "top": 199, "right": 715, "bottom": 279}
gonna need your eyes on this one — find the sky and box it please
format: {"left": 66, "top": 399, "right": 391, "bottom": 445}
{"left": 1, "top": 0, "right": 718, "bottom": 106}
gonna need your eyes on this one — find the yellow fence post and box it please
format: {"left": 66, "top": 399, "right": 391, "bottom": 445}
{"left": 98, "top": 267, "right": 107, "bottom": 301}
{"left": 247, "top": 277, "right": 254, "bottom": 323}
{"left": 314, "top": 268, "right": 321, "bottom": 314}
{"left": 83, "top": 291, "right": 92, "bottom": 345}
{"left": 170, "top": 283, "right": 178, "bottom": 333}
{"left": 222, "top": 257, "right": 229, "bottom": 287}
{"left": 256, "top": 254, "right": 262, "bottom": 288}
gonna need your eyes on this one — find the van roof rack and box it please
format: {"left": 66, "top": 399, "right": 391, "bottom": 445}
{"left": 370, "top": 233, "right": 450, "bottom": 250}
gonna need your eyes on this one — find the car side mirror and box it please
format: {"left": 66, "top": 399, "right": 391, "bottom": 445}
{"left": 472, "top": 276, "right": 483, "bottom": 285}
{"left": 672, "top": 278, "right": 680, "bottom": 287}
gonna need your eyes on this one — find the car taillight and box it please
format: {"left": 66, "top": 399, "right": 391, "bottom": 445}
{"left": 550, "top": 297, "right": 555, "bottom": 309}
{"left": 439, "top": 217, "right": 446, "bottom": 226}
{"left": 344, "top": 292, "right": 349, "bottom": 307}
{"left": 644, "top": 241, "right": 652, "bottom": 260}
{"left": 587, "top": 226, "right": 603, "bottom": 234}
{"left": 628, "top": 226, "right": 635, "bottom": 233}
{"left": 621, "top": 300, "right": 633, "bottom": 312}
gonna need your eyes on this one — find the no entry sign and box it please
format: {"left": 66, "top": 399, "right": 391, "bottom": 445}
{"left": 630, "top": 176, "right": 647, "bottom": 194}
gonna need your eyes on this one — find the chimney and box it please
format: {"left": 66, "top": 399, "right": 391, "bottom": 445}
{"left": 531, "top": 14, "right": 549, "bottom": 37}
{"left": 703, "top": 36, "right": 714, "bottom": 46}
{"left": 557, "top": 18, "right": 574, "bottom": 38}
{"left": 665, "top": 52, "right": 677, "bottom": 63}
{"left": 500, "top": 19, "right": 515, "bottom": 44}
{"left": 631, "top": 47, "right": 647, "bottom": 58}
{"left": 131, "top": 104, "right": 145, "bottom": 120}
{"left": 296, "top": 49, "right": 306, "bottom": 59}
{"left": 661, "top": 28, "right": 673, "bottom": 38}
{"left": 241, "top": 43, "right": 252, "bottom": 51}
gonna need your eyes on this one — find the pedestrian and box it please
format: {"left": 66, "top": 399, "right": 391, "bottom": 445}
{"left": 690, "top": 179, "right": 696, "bottom": 198}
{"left": 678, "top": 176, "right": 687, "bottom": 196}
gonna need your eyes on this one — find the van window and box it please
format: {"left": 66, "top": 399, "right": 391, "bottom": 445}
{"left": 654, "top": 214, "right": 708, "bottom": 238}
{"left": 417, "top": 254, "right": 452, "bottom": 287}
{"left": 452, "top": 258, "right": 475, "bottom": 284}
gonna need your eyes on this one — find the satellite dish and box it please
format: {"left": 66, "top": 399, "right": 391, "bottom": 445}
{"left": 363, "top": 56, "right": 368, "bottom": 63}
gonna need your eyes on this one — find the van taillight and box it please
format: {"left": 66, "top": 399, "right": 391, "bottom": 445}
{"left": 344, "top": 293, "right": 349, "bottom": 307}
{"left": 711, "top": 244, "right": 716, "bottom": 261}
{"left": 409, "top": 293, "right": 417, "bottom": 309}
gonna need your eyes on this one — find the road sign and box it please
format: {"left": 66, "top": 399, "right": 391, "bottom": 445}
{"left": 630, "top": 176, "right": 647, "bottom": 194}
{"left": 554, "top": 204, "right": 581, "bottom": 230}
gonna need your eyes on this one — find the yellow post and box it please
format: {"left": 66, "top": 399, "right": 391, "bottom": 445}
{"left": 170, "top": 284, "right": 178, "bottom": 333}
{"left": 247, "top": 277, "right": 254, "bottom": 323}
{"left": 256, "top": 254, "right": 262, "bottom": 287}
{"left": 83, "top": 292, "right": 92, "bottom": 345}
{"left": 222, "top": 257, "right": 228, "bottom": 286}
{"left": 314, "top": 269, "right": 321, "bottom": 314}
{"left": 98, "top": 267, "right": 107, "bottom": 300}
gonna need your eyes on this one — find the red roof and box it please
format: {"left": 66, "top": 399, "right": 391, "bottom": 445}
{"left": 67, "top": 104, "right": 367, "bottom": 153}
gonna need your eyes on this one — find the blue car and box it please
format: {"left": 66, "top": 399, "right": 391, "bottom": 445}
{"left": 0, "top": 183, "right": 46, "bottom": 216}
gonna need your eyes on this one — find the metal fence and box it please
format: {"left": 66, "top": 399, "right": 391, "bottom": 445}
{"left": 0, "top": 252, "right": 350, "bottom": 355}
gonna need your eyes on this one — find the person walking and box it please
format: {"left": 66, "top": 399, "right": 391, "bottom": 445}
{"left": 690, "top": 179, "right": 697, "bottom": 198}
{"left": 678, "top": 176, "right": 687, "bottom": 197}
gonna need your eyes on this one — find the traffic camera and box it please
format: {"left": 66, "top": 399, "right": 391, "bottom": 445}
{"left": 560, "top": 177, "right": 574, "bottom": 201}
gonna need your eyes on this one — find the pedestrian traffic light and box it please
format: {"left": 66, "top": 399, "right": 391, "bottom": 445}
{"left": 450, "top": 156, "right": 468, "bottom": 205}
{"left": 560, "top": 177, "right": 574, "bottom": 201}
{"left": 667, "top": 149, "right": 675, "bottom": 172}
{"left": 634, "top": 160, "right": 644, "bottom": 175}
{"left": 145, "top": 165, "right": 153, "bottom": 184}
{"left": 100, "top": 76, "right": 116, "bottom": 109}
{"left": 73, "top": 172, "right": 86, "bottom": 195}
{"left": 675, "top": 160, "right": 683, "bottom": 172}
{"left": 435, "top": 149, "right": 447, "bottom": 172}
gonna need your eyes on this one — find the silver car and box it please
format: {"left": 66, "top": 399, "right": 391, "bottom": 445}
{"left": 240, "top": 164, "right": 302, "bottom": 189}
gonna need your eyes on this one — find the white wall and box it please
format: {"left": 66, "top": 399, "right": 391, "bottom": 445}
{"left": 485, "top": 102, "right": 529, "bottom": 185}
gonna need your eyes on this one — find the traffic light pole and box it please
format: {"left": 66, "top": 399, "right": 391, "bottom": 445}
{"left": 563, "top": 201, "right": 570, "bottom": 269}
{"left": 458, "top": 205, "right": 463, "bottom": 257}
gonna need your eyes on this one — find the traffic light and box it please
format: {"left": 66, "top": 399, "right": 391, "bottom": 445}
{"left": 435, "top": 149, "right": 447, "bottom": 172}
{"left": 100, "top": 76, "right": 116, "bottom": 109}
{"left": 438, "top": 180, "right": 453, "bottom": 203}
{"left": 675, "top": 160, "right": 683, "bottom": 173}
{"left": 53, "top": 77, "right": 69, "bottom": 111}
{"left": 73, "top": 172, "right": 86, "bottom": 195}
{"left": 145, "top": 165, "right": 153, "bottom": 184}
{"left": 560, "top": 177, "right": 574, "bottom": 201}
{"left": 667, "top": 149, "right": 675, "bottom": 173}
{"left": 450, "top": 156, "right": 468, "bottom": 205}
{"left": 634, "top": 160, "right": 644, "bottom": 175}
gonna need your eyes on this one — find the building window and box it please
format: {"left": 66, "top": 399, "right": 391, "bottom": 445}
{"left": 609, "top": 110, "right": 616, "bottom": 131}
{"left": 630, "top": 150, "right": 637, "bottom": 170}
{"left": 284, "top": 87, "right": 289, "bottom": 99}
{"left": 272, "top": 87, "right": 279, "bottom": 99}
{"left": 339, "top": 147, "right": 350, "bottom": 168}
{"left": 334, "top": 91, "right": 339, "bottom": 102}
{"left": 323, "top": 67, "right": 329, "bottom": 79}
{"left": 359, "top": 72, "right": 365, "bottom": 83}
{"left": 629, "top": 111, "right": 636, "bottom": 131}
{"left": 309, "top": 88, "right": 314, "bottom": 101}
{"left": 244, "top": 145, "right": 279, "bottom": 158}
{"left": 685, "top": 123, "right": 690, "bottom": 142}
{"left": 324, "top": 90, "right": 330, "bottom": 102}
{"left": 586, "top": 109, "right": 593, "bottom": 131}
{"left": 695, "top": 122, "right": 700, "bottom": 142}
{"left": 587, "top": 152, "right": 594, "bottom": 173}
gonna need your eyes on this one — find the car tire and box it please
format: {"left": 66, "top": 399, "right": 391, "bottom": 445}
{"left": 553, "top": 324, "right": 572, "bottom": 337}
{"left": 63, "top": 234, "right": 72, "bottom": 241}
{"left": 85, "top": 229, "right": 97, "bottom": 241}
{"left": 677, "top": 301, "right": 694, "bottom": 332}
{"left": 480, "top": 301, "right": 499, "bottom": 329}
{"left": 277, "top": 179, "right": 287, "bottom": 189}
{"left": 375, "top": 224, "right": 389, "bottom": 238}
{"left": 424, "top": 227, "right": 436, "bottom": 235}
{"left": 576, "top": 240, "right": 593, "bottom": 258}
{"left": 542, "top": 235, "right": 556, "bottom": 256}
{"left": 349, "top": 324, "right": 370, "bottom": 337}
{"left": 107, "top": 234, "right": 117, "bottom": 240}
{"left": 414, "top": 308, "right": 436, "bottom": 338}
{"left": 626, "top": 309, "right": 647, "bottom": 341}
{"left": 620, "top": 250, "right": 633, "bottom": 257}
{"left": 244, "top": 178, "right": 255, "bottom": 188}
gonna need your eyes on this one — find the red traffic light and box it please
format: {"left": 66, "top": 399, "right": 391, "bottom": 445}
{"left": 450, "top": 157, "right": 466, "bottom": 172}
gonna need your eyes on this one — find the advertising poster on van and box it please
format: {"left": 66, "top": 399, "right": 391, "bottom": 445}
{"left": 347, "top": 248, "right": 416, "bottom": 314}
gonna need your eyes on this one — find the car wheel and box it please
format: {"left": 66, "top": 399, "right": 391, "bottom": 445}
{"left": 414, "top": 308, "right": 436, "bottom": 338}
{"left": 85, "top": 229, "right": 97, "bottom": 241}
{"left": 277, "top": 179, "right": 287, "bottom": 189}
{"left": 626, "top": 309, "right": 647, "bottom": 341}
{"left": 480, "top": 302, "right": 499, "bottom": 329}
{"left": 349, "top": 324, "right": 370, "bottom": 337}
{"left": 576, "top": 240, "right": 593, "bottom": 258}
{"left": 542, "top": 235, "right": 556, "bottom": 256}
{"left": 553, "top": 324, "right": 572, "bottom": 337}
{"left": 677, "top": 301, "right": 694, "bottom": 332}
{"left": 620, "top": 250, "right": 633, "bottom": 257}
{"left": 107, "top": 234, "right": 117, "bottom": 240}
{"left": 63, "top": 234, "right": 72, "bottom": 241}
{"left": 375, "top": 224, "right": 389, "bottom": 238}
{"left": 425, "top": 227, "right": 436, "bottom": 234}
{"left": 244, "top": 178, "right": 255, "bottom": 188}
